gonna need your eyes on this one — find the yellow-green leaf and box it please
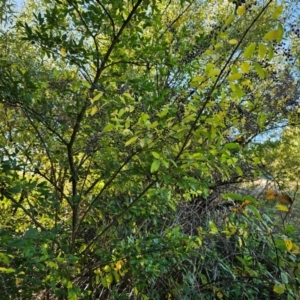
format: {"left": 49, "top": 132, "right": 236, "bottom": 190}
{"left": 105, "top": 273, "right": 113, "bottom": 287}
{"left": 237, "top": 5, "right": 246, "bottom": 15}
{"left": 90, "top": 106, "right": 98, "bottom": 116}
{"left": 209, "top": 221, "right": 218, "bottom": 234}
{"left": 263, "top": 30, "right": 280, "bottom": 41}
{"left": 91, "top": 91, "right": 103, "bottom": 104}
{"left": 60, "top": 48, "right": 67, "bottom": 56}
{"left": 229, "top": 82, "right": 236, "bottom": 91}
{"left": 284, "top": 239, "right": 293, "bottom": 251}
{"left": 272, "top": 5, "right": 284, "bottom": 18}
{"left": 151, "top": 152, "right": 160, "bottom": 159}
{"left": 273, "top": 283, "right": 285, "bottom": 294}
{"left": 277, "top": 24, "right": 284, "bottom": 42}
{"left": 208, "top": 69, "right": 220, "bottom": 77}
{"left": 115, "top": 260, "right": 123, "bottom": 271}
{"left": 227, "top": 73, "right": 242, "bottom": 81}
{"left": 0, "top": 267, "right": 15, "bottom": 273}
{"left": 240, "top": 62, "right": 250, "bottom": 73}
{"left": 268, "top": 46, "right": 274, "bottom": 60}
{"left": 103, "top": 123, "right": 114, "bottom": 131}
{"left": 254, "top": 63, "right": 265, "bottom": 79}
{"left": 243, "top": 43, "right": 256, "bottom": 59}
{"left": 259, "top": 43, "right": 267, "bottom": 59}
{"left": 228, "top": 39, "right": 238, "bottom": 45}
{"left": 150, "top": 160, "right": 160, "bottom": 173}
{"left": 225, "top": 14, "right": 235, "bottom": 27}
{"left": 102, "top": 265, "right": 111, "bottom": 272}
{"left": 125, "top": 136, "right": 138, "bottom": 147}
{"left": 192, "top": 76, "right": 206, "bottom": 82}
{"left": 275, "top": 204, "right": 289, "bottom": 212}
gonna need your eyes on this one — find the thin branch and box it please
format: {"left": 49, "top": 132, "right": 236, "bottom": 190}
{"left": 174, "top": 1, "right": 273, "bottom": 162}
{"left": 81, "top": 180, "right": 157, "bottom": 254}
{"left": 77, "top": 151, "right": 138, "bottom": 232}
{"left": 96, "top": 0, "right": 144, "bottom": 77}
{"left": 3, "top": 190, "right": 47, "bottom": 231}
{"left": 95, "top": 0, "right": 116, "bottom": 37}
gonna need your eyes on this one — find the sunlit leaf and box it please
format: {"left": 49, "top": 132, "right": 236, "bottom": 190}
{"left": 227, "top": 73, "right": 242, "bottom": 81}
{"left": 125, "top": 136, "right": 138, "bottom": 146}
{"left": 150, "top": 160, "right": 160, "bottom": 173}
{"left": 228, "top": 39, "right": 238, "bottom": 45}
{"left": 243, "top": 43, "right": 256, "bottom": 59}
{"left": 259, "top": 43, "right": 267, "bottom": 59}
{"left": 208, "top": 69, "right": 220, "bottom": 77}
{"left": 275, "top": 204, "right": 289, "bottom": 212}
{"left": 209, "top": 221, "right": 218, "bottom": 234}
{"left": 60, "top": 48, "right": 67, "bottom": 56}
{"left": 0, "top": 267, "right": 15, "bottom": 273}
{"left": 103, "top": 123, "right": 114, "bottom": 131}
{"left": 277, "top": 24, "right": 284, "bottom": 42}
{"left": 225, "top": 14, "right": 235, "bottom": 26}
{"left": 284, "top": 239, "right": 293, "bottom": 251}
{"left": 263, "top": 30, "right": 281, "bottom": 41}
{"left": 272, "top": 5, "right": 284, "bottom": 18}
{"left": 151, "top": 152, "right": 160, "bottom": 159}
{"left": 237, "top": 5, "right": 246, "bottom": 16}
{"left": 240, "top": 62, "right": 250, "bottom": 73}
{"left": 91, "top": 91, "right": 103, "bottom": 104}
{"left": 90, "top": 106, "right": 98, "bottom": 116}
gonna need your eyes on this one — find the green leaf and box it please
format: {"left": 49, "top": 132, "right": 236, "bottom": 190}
{"left": 254, "top": 63, "right": 265, "bottom": 79}
{"left": 225, "top": 14, "right": 235, "bottom": 26}
{"left": 259, "top": 43, "right": 267, "bottom": 59}
{"left": 223, "top": 193, "right": 243, "bottom": 201}
{"left": 243, "top": 43, "right": 256, "bottom": 59}
{"left": 209, "top": 221, "right": 218, "bottom": 234}
{"left": 237, "top": 5, "right": 246, "bottom": 15}
{"left": 125, "top": 136, "right": 138, "bottom": 146}
{"left": 273, "top": 283, "right": 285, "bottom": 294}
{"left": 277, "top": 24, "right": 284, "bottom": 42}
{"left": 243, "top": 195, "right": 257, "bottom": 203}
{"left": 151, "top": 152, "right": 160, "bottom": 159}
{"left": 91, "top": 91, "right": 103, "bottom": 104}
{"left": 268, "top": 46, "right": 274, "bottom": 59}
{"left": 90, "top": 106, "right": 98, "bottom": 116}
{"left": 103, "top": 123, "right": 114, "bottom": 131}
{"left": 263, "top": 30, "right": 281, "bottom": 41}
{"left": 68, "top": 289, "right": 78, "bottom": 300}
{"left": 240, "top": 62, "right": 250, "bottom": 73}
{"left": 228, "top": 39, "right": 238, "bottom": 45}
{"left": 0, "top": 252, "right": 11, "bottom": 265}
{"left": 224, "top": 143, "right": 241, "bottom": 150}
{"left": 227, "top": 73, "right": 242, "bottom": 81}
{"left": 0, "top": 267, "right": 15, "bottom": 273}
{"left": 281, "top": 271, "right": 289, "bottom": 284}
{"left": 208, "top": 69, "right": 220, "bottom": 77}
{"left": 247, "top": 205, "right": 262, "bottom": 219}
{"left": 191, "top": 76, "right": 206, "bottom": 82}
{"left": 150, "top": 160, "right": 160, "bottom": 173}
{"left": 272, "top": 5, "right": 284, "bottom": 18}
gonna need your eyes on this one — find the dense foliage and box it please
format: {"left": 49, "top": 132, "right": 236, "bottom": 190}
{"left": 0, "top": 0, "right": 299, "bottom": 299}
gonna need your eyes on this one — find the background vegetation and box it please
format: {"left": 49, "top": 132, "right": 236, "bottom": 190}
{"left": 0, "top": 0, "right": 300, "bottom": 299}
